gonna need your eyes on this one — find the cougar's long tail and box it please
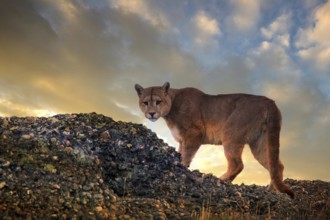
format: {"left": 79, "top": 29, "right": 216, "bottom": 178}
{"left": 266, "top": 104, "right": 295, "bottom": 199}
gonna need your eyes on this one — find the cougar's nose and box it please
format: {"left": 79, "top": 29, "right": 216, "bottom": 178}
{"left": 149, "top": 112, "right": 155, "bottom": 117}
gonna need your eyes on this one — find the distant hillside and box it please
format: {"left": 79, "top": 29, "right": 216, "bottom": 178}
{"left": 0, "top": 113, "right": 329, "bottom": 219}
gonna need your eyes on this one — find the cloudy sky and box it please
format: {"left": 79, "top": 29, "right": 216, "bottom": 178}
{"left": 1, "top": 0, "right": 329, "bottom": 185}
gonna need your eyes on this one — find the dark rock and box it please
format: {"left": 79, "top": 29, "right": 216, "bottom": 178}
{"left": 0, "top": 113, "right": 329, "bottom": 219}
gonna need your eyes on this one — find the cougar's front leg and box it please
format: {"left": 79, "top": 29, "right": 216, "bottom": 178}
{"left": 170, "top": 125, "right": 203, "bottom": 167}
{"left": 178, "top": 143, "right": 200, "bottom": 167}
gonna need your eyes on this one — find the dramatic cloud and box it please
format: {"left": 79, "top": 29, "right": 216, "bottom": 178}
{"left": 296, "top": 0, "right": 330, "bottom": 71}
{"left": 0, "top": 0, "right": 329, "bottom": 184}
{"left": 227, "top": 0, "right": 262, "bottom": 32}
{"left": 261, "top": 12, "right": 291, "bottom": 47}
{"left": 192, "top": 10, "right": 220, "bottom": 47}
{"left": 110, "top": 0, "right": 169, "bottom": 28}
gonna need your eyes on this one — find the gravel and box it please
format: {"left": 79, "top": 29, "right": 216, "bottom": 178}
{"left": 0, "top": 113, "right": 329, "bottom": 219}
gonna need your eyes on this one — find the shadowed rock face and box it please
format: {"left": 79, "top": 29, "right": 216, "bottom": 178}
{"left": 0, "top": 113, "right": 329, "bottom": 219}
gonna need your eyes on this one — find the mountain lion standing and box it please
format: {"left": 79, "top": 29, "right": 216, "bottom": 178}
{"left": 135, "top": 82, "right": 294, "bottom": 199}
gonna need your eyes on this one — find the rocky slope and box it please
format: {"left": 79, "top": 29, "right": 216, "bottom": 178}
{"left": 0, "top": 113, "right": 329, "bottom": 219}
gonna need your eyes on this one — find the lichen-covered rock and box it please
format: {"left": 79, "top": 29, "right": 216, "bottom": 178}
{"left": 0, "top": 113, "right": 329, "bottom": 219}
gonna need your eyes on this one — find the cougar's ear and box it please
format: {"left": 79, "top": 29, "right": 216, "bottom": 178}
{"left": 135, "top": 84, "right": 144, "bottom": 97}
{"left": 162, "top": 82, "right": 170, "bottom": 95}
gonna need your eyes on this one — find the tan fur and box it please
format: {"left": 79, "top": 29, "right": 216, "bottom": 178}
{"left": 135, "top": 82, "right": 295, "bottom": 199}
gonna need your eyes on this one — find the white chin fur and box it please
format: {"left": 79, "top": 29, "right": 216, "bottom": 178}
{"left": 149, "top": 118, "right": 158, "bottom": 122}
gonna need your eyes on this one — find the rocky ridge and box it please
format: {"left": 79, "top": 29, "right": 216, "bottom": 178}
{"left": 0, "top": 113, "right": 329, "bottom": 219}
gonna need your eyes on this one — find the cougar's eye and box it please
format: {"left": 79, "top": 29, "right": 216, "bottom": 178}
{"left": 143, "top": 101, "right": 148, "bottom": 106}
{"left": 156, "top": 100, "right": 162, "bottom": 105}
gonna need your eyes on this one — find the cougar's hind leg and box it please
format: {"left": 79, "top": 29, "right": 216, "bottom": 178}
{"left": 220, "top": 144, "right": 244, "bottom": 182}
{"left": 249, "top": 135, "right": 276, "bottom": 191}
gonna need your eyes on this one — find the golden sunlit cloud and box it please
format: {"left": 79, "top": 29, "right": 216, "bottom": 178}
{"left": 193, "top": 11, "right": 220, "bottom": 46}
{"left": 261, "top": 12, "right": 291, "bottom": 48}
{"left": 110, "top": 0, "right": 169, "bottom": 28}
{"left": 261, "top": 13, "right": 291, "bottom": 39}
{"left": 230, "top": 0, "right": 261, "bottom": 31}
{"left": 296, "top": 1, "right": 330, "bottom": 70}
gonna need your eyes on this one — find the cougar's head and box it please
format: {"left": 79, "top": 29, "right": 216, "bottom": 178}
{"left": 135, "top": 82, "right": 172, "bottom": 122}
